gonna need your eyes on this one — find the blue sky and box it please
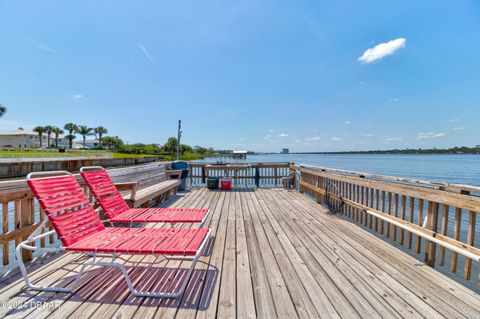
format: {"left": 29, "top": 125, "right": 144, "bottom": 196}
{"left": 1, "top": 1, "right": 479, "bottom": 152}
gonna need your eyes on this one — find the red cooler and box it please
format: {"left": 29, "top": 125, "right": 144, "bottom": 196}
{"left": 220, "top": 178, "right": 232, "bottom": 190}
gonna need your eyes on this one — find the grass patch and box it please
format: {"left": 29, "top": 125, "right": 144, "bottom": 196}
{"left": 0, "top": 150, "right": 157, "bottom": 159}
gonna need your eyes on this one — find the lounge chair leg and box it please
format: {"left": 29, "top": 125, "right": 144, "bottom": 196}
{"left": 103, "top": 230, "right": 211, "bottom": 298}
{"left": 16, "top": 240, "right": 90, "bottom": 293}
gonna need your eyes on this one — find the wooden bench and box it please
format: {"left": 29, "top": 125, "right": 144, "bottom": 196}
{"left": 107, "top": 163, "right": 181, "bottom": 208}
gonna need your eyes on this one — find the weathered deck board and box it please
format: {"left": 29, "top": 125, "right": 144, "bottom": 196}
{"left": 1, "top": 188, "right": 480, "bottom": 319}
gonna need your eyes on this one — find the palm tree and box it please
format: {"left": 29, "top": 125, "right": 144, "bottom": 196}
{"left": 94, "top": 126, "right": 108, "bottom": 148}
{"left": 44, "top": 125, "right": 53, "bottom": 147}
{"left": 76, "top": 125, "right": 94, "bottom": 149}
{"left": 51, "top": 126, "right": 64, "bottom": 148}
{"left": 33, "top": 126, "right": 46, "bottom": 148}
{"left": 63, "top": 123, "right": 77, "bottom": 149}
{"left": 0, "top": 104, "right": 6, "bottom": 117}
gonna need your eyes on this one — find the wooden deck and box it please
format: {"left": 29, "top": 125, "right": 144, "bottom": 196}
{"left": 1, "top": 188, "right": 480, "bottom": 318}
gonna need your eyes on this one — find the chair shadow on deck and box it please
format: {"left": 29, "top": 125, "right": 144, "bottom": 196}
{"left": 17, "top": 263, "right": 218, "bottom": 313}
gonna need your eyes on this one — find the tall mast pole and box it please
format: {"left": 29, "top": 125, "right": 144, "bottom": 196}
{"left": 177, "top": 120, "right": 182, "bottom": 160}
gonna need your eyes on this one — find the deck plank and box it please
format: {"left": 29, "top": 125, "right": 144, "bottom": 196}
{"left": 259, "top": 189, "right": 397, "bottom": 319}
{"left": 253, "top": 190, "right": 341, "bottom": 318}
{"left": 281, "top": 190, "right": 475, "bottom": 318}
{"left": 1, "top": 188, "right": 480, "bottom": 319}
{"left": 244, "top": 191, "right": 299, "bottom": 318}
{"left": 233, "top": 190, "right": 256, "bottom": 319}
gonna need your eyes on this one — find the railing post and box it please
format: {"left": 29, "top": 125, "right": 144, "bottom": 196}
{"left": 2, "top": 203, "right": 9, "bottom": 265}
{"left": 425, "top": 201, "right": 439, "bottom": 267}
{"left": 464, "top": 210, "right": 476, "bottom": 280}
{"left": 274, "top": 167, "right": 278, "bottom": 187}
{"left": 298, "top": 169, "right": 303, "bottom": 193}
{"left": 189, "top": 165, "right": 193, "bottom": 186}
{"left": 20, "top": 198, "right": 34, "bottom": 262}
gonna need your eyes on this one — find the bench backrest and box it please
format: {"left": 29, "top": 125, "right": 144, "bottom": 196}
{"left": 108, "top": 163, "right": 168, "bottom": 189}
{"left": 27, "top": 175, "right": 105, "bottom": 246}
{"left": 81, "top": 169, "right": 130, "bottom": 219}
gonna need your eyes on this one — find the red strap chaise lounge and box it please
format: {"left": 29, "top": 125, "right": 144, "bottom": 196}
{"left": 16, "top": 171, "right": 211, "bottom": 299}
{"left": 80, "top": 166, "right": 209, "bottom": 226}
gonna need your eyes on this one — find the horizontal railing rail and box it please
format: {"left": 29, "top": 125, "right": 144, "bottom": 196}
{"left": 294, "top": 164, "right": 480, "bottom": 286}
{"left": 188, "top": 162, "right": 292, "bottom": 188}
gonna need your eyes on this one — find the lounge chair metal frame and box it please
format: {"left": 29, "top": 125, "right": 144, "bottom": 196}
{"left": 16, "top": 171, "right": 211, "bottom": 299}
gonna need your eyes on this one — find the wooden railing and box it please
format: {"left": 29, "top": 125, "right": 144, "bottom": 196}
{"left": 188, "top": 162, "right": 292, "bottom": 187}
{"left": 296, "top": 164, "right": 480, "bottom": 285}
{"left": 0, "top": 177, "right": 74, "bottom": 268}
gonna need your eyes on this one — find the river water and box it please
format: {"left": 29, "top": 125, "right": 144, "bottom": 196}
{"left": 201, "top": 153, "right": 480, "bottom": 187}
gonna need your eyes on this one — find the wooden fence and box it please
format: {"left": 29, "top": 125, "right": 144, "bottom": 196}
{"left": 188, "top": 162, "right": 292, "bottom": 187}
{"left": 296, "top": 164, "right": 480, "bottom": 285}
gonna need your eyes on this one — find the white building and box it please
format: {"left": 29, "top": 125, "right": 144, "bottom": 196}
{"left": 83, "top": 139, "right": 100, "bottom": 149}
{"left": 0, "top": 127, "right": 68, "bottom": 149}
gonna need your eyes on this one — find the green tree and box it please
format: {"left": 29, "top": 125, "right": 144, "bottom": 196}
{"left": 164, "top": 137, "right": 178, "bottom": 156}
{"left": 181, "top": 144, "right": 193, "bottom": 155}
{"left": 51, "top": 126, "right": 64, "bottom": 148}
{"left": 76, "top": 125, "right": 94, "bottom": 149}
{"left": 44, "top": 125, "right": 53, "bottom": 147}
{"left": 33, "top": 126, "right": 46, "bottom": 147}
{"left": 102, "top": 136, "right": 124, "bottom": 150}
{"left": 94, "top": 126, "right": 108, "bottom": 148}
{"left": 63, "top": 123, "right": 78, "bottom": 148}
{"left": 0, "top": 104, "right": 6, "bottom": 117}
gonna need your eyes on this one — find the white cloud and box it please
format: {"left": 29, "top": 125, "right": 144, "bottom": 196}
{"left": 72, "top": 94, "right": 83, "bottom": 101}
{"left": 358, "top": 38, "right": 406, "bottom": 64}
{"left": 138, "top": 44, "right": 157, "bottom": 66}
{"left": 268, "top": 129, "right": 274, "bottom": 132}
{"left": 331, "top": 137, "right": 342, "bottom": 142}
{"left": 22, "top": 34, "right": 56, "bottom": 53}
{"left": 305, "top": 136, "right": 321, "bottom": 141}
{"left": 295, "top": 139, "right": 302, "bottom": 143}
{"left": 263, "top": 135, "right": 272, "bottom": 139}
{"left": 278, "top": 133, "right": 289, "bottom": 137}
{"left": 389, "top": 97, "right": 401, "bottom": 102}
{"left": 385, "top": 137, "right": 403, "bottom": 142}
{"left": 344, "top": 121, "right": 351, "bottom": 125}
{"left": 415, "top": 132, "right": 446, "bottom": 140}
{"left": 449, "top": 118, "right": 459, "bottom": 122}
{"left": 237, "top": 138, "right": 245, "bottom": 141}
{"left": 453, "top": 127, "right": 464, "bottom": 131}
{"left": 364, "top": 134, "right": 375, "bottom": 137}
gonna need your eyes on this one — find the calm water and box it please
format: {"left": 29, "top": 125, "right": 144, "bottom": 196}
{"left": 202, "top": 154, "right": 480, "bottom": 187}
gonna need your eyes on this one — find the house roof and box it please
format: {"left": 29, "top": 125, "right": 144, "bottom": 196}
{"left": 0, "top": 128, "right": 37, "bottom": 136}
{"left": 0, "top": 127, "right": 65, "bottom": 138}
{"left": 0, "top": 128, "right": 66, "bottom": 138}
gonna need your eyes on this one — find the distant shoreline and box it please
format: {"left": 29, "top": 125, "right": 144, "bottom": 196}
{"left": 250, "top": 146, "right": 480, "bottom": 155}
{"left": 256, "top": 151, "right": 480, "bottom": 155}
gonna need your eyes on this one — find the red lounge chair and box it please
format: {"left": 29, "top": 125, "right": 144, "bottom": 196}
{"left": 17, "top": 171, "right": 211, "bottom": 299}
{"left": 80, "top": 166, "right": 209, "bottom": 226}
